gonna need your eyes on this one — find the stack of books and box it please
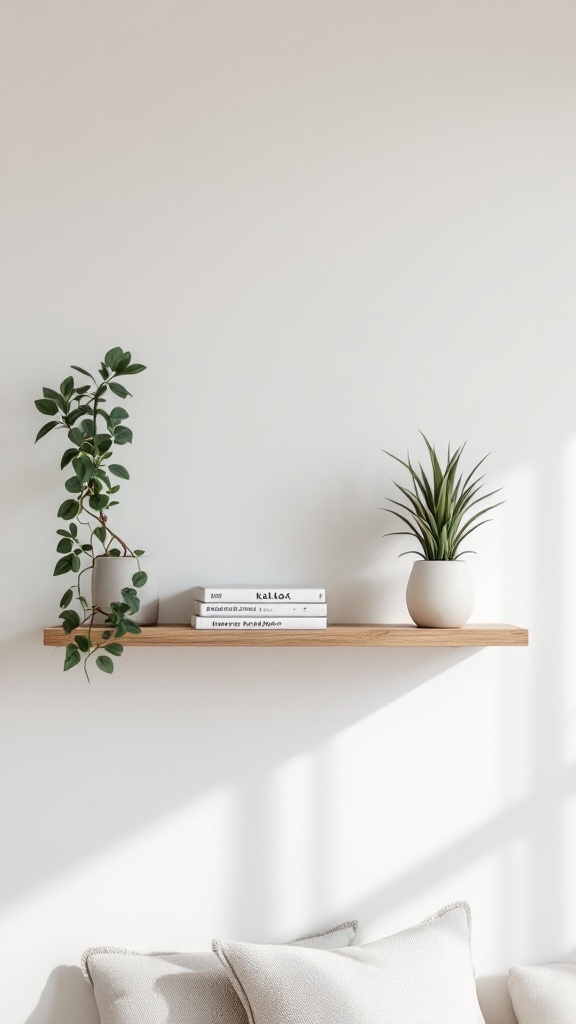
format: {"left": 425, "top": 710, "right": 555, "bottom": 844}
{"left": 191, "top": 586, "right": 327, "bottom": 629}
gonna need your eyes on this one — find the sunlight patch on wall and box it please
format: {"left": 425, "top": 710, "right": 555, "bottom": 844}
{"left": 267, "top": 751, "right": 316, "bottom": 936}
{"left": 0, "top": 784, "right": 234, "bottom": 957}
{"left": 307, "top": 659, "right": 531, "bottom": 915}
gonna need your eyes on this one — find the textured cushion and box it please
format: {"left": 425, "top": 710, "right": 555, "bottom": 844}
{"left": 213, "top": 902, "right": 485, "bottom": 1024}
{"left": 81, "top": 920, "right": 357, "bottom": 1024}
{"left": 509, "top": 963, "right": 576, "bottom": 1024}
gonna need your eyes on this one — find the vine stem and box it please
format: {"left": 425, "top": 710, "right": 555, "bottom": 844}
{"left": 80, "top": 501, "right": 135, "bottom": 556}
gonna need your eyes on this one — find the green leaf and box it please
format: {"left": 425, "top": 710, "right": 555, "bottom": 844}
{"left": 383, "top": 435, "right": 503, "bottom": 560}
{"left": 67, "top": 408, "right": 85, "bottom": 425}
{"left": 35, "top": 421, "right": 59, "bottom": 442}
{"left": 54, "top": 555, "right": 73, "bottom": 576}
{"left": 60, "top": 588, "right": 73, "bottom": 608}
{"left": 35, "top": 398, "right": 58, "bottom": 416}
{"left": 113, "top": 425, "right": 133, "bottom": 445}
{"left": 93, "top": 526, "right": 107, "bottom": 544}
{"left": 43, "top": 387, "right": 66, "bottom": 411}
{"left": 73, "top": 454, "right": 94, "bottom": 485}
{"left": 132, "top": 571, "right": 148, "bottom": 588}
{"left": 64, "top": 644, "right": 81, "bottom": 671}
{"left": 89, "top": 494, "right": 108, "bottom": 511}
{"left": 75, "top": 634, "right": 91, "bottom": 653}
{"left": 133, "top": 549, "right": 145, "bottom": 557}
{"left": 60, "top": 609, "right": 80, "bottom": 631}
{"left": 60, "top": 375, "right": 74, "bottom": 398}
{"left": 123, "top": 620, "right": 142, "bottom": 634}
{"left": 101, "top": 630, "right": 112, "bottom": 640}
{"left": 109, "top": 406, "right": 129, "bottom": 422}
{"left": 94, "top": 434, "right": 113, "bottom": 453}
{"left": 96, "top": 655, "right": 114, "bottom": 674}
{"left": 60, "top": 447, "right": 78, "bottom": 468}
{"left": 109, "top": 381, "right": 131, "bottom": 398}
{"left": 109, "top": 548, "right": 121, "bottom": 556}
{"left": 70, "top": 554, "right": 81, "bottom": 572}
{"left": 57, "top": 498, "right": 79, "bottom": 520}
{"left": 70, "top": 364, "right": 95, "bottom": 380}
{"left": 65, "top": 476, "right": 82, "bottom": 494}
{"left": 104, "top": 347, "right": 125, "bottom": 371}
{"left": 69, "top": 522, "right": 78, "bottom": 539}
{"left": 116, "top": 352, "right": 132, "bottom": 372}
{"left": 68, "top": 427, "right": 85, "bottom": 447}
{"left": 56, "top": 537, "right": 73, "bottom": 554}
{"left": 120, "top": 363, "right": 146, "bottom": 375}
{"left": 80, "top": 418, "right": 94, "bottom": 438}
{"left": 120, "top": 588, "right": 140, "bottom": 614}
{"left": 105, "top": 643, "right": 124, "bottom": 656}
{"left": 108, "top": 464, "right": 130, "bottom": 480}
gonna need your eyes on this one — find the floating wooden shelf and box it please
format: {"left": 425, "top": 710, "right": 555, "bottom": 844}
{"left": 43, "top": 623, "right": 528, "bottom": 648}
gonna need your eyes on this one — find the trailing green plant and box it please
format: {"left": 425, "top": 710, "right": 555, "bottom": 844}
{"left": 382, "top": 432, "right": 503, "bottom": 560}
{"left": 34, "top": 347, "right": 147, "bottom": 680}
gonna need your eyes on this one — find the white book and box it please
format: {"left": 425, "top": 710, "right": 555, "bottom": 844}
{"left": 191, "top": 616, "right": 328, "bottom": 630}
{"left": 193, "top": 601, "right": 328, "bottom": 617}
{"left": 192, "top": 586, "right": 326, "bottom": 602}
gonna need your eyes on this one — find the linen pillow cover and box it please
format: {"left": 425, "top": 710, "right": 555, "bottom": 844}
{"left": 213, "top": 901, "right": 485, "bottom": 1024}
{"left": 509, "top": 963, "right": 576, "bottom": 1024}
{"left": 81, "top": 920, "right": 357, "bottom": 1024}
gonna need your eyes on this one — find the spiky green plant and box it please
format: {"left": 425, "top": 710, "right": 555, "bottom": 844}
{"left": 382, "top": 433, "right": 503, "bottom": 560}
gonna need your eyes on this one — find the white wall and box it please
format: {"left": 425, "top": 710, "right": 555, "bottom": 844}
{"left": 1, "top": 1, "right": 575, "bottom": 1021}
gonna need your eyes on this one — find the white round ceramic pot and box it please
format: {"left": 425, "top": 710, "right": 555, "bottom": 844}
{"left": 406, "top": 560, "right": 475, "bottom": 628}
{"left": 92, "top": 555, "right": 159, "bottom": 625}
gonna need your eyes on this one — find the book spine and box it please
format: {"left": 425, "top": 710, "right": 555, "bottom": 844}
{"left": 192, "top": 587, "right": 326, "bottom": 602}
{"left": 191, "top": 617, "right": 328, "bottom": 630}
{"left": 193, "top": 602, "right": 328, "bottom": 617}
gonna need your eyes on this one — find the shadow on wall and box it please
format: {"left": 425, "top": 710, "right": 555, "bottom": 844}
{"left": 25, "top": 967, "right": 99, "bottom": 1024}
{"left": 476, "top": 976, "right": 518, "bottom": 1024}
{"left": 0, "top": 636, "right": 474, "bottom": 912}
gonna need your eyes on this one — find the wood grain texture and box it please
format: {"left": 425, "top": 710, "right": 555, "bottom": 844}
{"left": 43, "top": 623, "right": 529, "bottom": 647}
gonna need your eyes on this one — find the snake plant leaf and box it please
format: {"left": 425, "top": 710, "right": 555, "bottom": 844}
{"left": 383, "top": 434, "right": 503, "bottom": 560}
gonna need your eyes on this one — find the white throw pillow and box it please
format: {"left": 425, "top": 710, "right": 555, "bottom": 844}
{"left": 213, "top": 901, "right": 485, "bottom": 1024}
{"left": 509, "top": 963, "right": 576, "bottom": 1024}
{"left": 81, "top": 920, "right": 357, "bottom": 1024}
